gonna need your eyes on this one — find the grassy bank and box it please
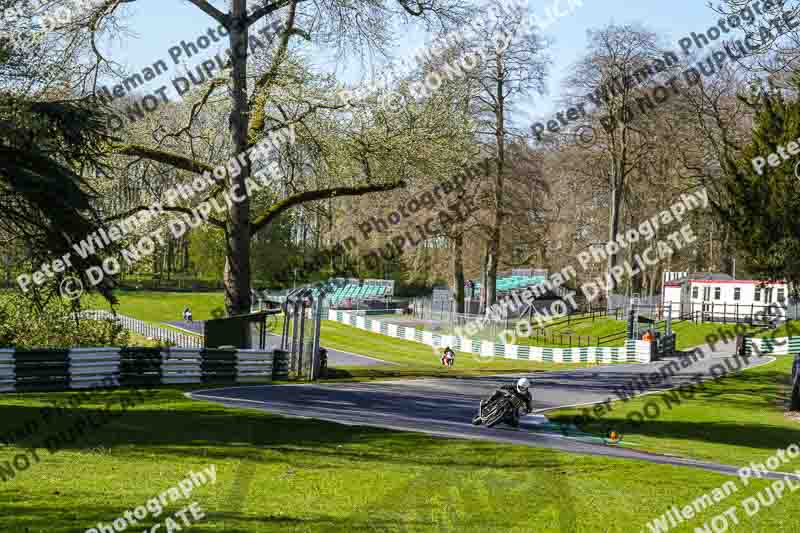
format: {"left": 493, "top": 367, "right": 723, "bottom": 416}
{"left": 318, "top": 320, "right": 591, "bottom": 379}
{"left": 1, "top": 386, "right": 799, "bottom": 532}
{"left": 548, "top": 355, "right": 800, "bottom": 466}
{"left": 83, "top": 290, "right": 225, "bottom": 324}
{"left": 369, "top": 313, "right": 757, "bottom": 350}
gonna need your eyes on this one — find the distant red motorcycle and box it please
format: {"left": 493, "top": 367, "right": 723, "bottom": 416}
{"left": 441, "top": 347, "right": 455, "bottom": 368}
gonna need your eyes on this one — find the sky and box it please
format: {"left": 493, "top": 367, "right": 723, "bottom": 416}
{"left": 101, "top": 0, "right": 721, "bottom": 123}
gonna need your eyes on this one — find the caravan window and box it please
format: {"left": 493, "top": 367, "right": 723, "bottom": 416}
{"left": 714, "top": 287, "right": 721, "bottom": 300}
{"left": 778, "top": 289, "right": 786, "bottom": 302}
{"left": 692, "top": 286, "right": 698, "bottom": 299}
{"left": 734, "top": 288, "right": 741, "bottom": 301}
{"left": 755, "top": 287, "right": 761, "bottom": 302}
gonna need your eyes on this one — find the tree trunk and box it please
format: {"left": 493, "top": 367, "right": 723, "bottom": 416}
{"left": 480, "top": 243, "right": 489, "bottom": 313}
{"left": 166, "top": 237, "right": 173, "bottom": 281}
{"left": 606, "top": 181, "right": 622, "bottom": 296}
{"left": 648, "top": 265, "right": 658, "bottom": 298}
{"left": 485, "top": 51, "right": 506, "bottom": 311}
{"left": 452, "top": 234, "right": 465, "bottom": 314}
{"left": 224, "top": 0, "right": 253, "bottom": 316}
{"left": 720, "top": 226, "right": 734, "bottom": 276}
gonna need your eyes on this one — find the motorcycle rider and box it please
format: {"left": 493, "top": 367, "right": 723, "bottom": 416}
{"left": 441, "top": 346, "right": 455, "bottom": 367}
{"left": 472, "top": 377, "right": 533, "bottom": 428}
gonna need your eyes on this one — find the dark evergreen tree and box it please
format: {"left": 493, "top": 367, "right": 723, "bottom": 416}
{"left": 720, "top": 79, "right": 800, "bottom": 288}
{"left": 0, "top": 35, "right": 117, "bottom": 302}
{"left": 719, "top": 78, "right": 800, "bottom": 410}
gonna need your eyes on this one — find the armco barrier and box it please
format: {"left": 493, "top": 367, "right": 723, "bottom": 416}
{"left": 329, "top": 310, "right": 655, "bottom": 363}
{"left": 162, "top": 348, "right": 203, "bottom": 385}
{"left": 14, "top": 349, "right": 70, "bottom": 391}
{"left": 0, "top": 347, "right": 273, "bottom": 392}
{"left": 69, "top": 348, "right": 121, "bottom": 389}
{"left": 120, "top": 347, "right": 163, "bottom": 387}
{"left": 0, "top": 350, "right": 15, "bottom": 393}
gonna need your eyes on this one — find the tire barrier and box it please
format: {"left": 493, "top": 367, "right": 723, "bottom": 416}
{"left": 0, "top": 347, "right": 273, "bottom": 392}
{"left": 272, "top": 349, "right": 290, "bottom": 380}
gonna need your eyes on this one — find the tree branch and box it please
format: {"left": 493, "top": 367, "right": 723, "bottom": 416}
{"left": 185, "top": 0, "right": 230, "bottom": 27}
{"left": 105, "top": 205, "right": 226, "bottom": 229}
{"left": 246, "top": 0, "right": 293, "bottom": 26}
{"left": 397, "top": 0, "right": 424, "bottom": 16}
{"left": 114, "top": 144, "right": 215, "bottom": 175}
{"left": 248, "top": 0, "right": 300, "bottom": 139}
{"left": 251, "top": 181, "right": 406, "bottom": 234}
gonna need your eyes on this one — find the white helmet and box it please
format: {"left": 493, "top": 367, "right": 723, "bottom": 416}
{"left": 516, "top": 377, "right": 530, "bottom": 394}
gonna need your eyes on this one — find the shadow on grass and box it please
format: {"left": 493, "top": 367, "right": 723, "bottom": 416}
{"left": 0, "top": 389, "right": 565, "bottom": 470}
{"left": 548, "top": 366, "right": 800, "bottom": 452}
{"left": 321, "top": 365, "right": 569, "bottom": 381}
{"left": 0, "top": 386, "right": 577, "bottom": 533}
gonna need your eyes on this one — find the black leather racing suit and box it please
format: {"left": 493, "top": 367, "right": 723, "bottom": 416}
{"left": 482, "top": 385, "right": 533, "bottom": 427}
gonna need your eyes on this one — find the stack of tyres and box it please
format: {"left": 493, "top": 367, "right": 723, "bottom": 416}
{"left": 272, "top": 349, "right": 290, "bottom": 380}
{"left": 14, "top": 349, "right": 70, "bottom": 391}
{"left": 200, "top": 348, "right": 237, "bottom": 384}
{"left": 119, "top": 348, "right": 162, "bottom": 387}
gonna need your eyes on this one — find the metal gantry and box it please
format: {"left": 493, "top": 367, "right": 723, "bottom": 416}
{"left": 280, "top": 281, "right": 338, "bottom": 380}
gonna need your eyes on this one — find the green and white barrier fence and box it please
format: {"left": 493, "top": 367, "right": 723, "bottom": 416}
{"left": 0, "top": 347, "right": 273, "bottom": 392}
{"left": 329, "top": 310, "right": 666, "bottom": 363}
{"left": 744, "top": 336, "right": 800, "bottom": 356}
{"left": 743, "top": 335, "right": 800, "bottom": 410}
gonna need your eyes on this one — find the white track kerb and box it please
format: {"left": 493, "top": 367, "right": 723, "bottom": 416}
{"left": 85, "top": 465, "right": 216, "bottom": 533}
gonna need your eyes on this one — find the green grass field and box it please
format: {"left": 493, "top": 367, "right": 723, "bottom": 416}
{"left": 758, "top": 320, "right": 800, "bottom": 338}
{"left": 2, "top": 384, "right": 800, "bottom": 532}
{"left": 548, "top": 355, "right": 800, "bottom": 466}
{"left": 375, "top": 312, "right": 768, "bottom": 350}
{"left": 76, "top": 291, "right": 591, "bottom": 376}
{"left": 83, "top": 290, "right": 225, "bottom": 323}
{"left": 318, "top": 320, "right": 591, "bottom": 379}
{"left": 76, "top": 291, "right": 800, "bottom": 376}
{"left": 537, "top": 315, "right": 767, "bottom": 351}
{"left": 3, "top": 292, "right": 800, "bottom": 530}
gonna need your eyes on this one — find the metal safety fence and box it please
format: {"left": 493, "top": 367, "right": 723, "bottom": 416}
{"left": 81, "top": 310, "right": 204, "bottom": 348}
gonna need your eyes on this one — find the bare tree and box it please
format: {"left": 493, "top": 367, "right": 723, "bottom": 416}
{"left": 21, "top": 0, "right": 470, "bottom": 314}
{"left": 562, "top": 24, "right": 668, "bottom": 296}
{"left": 455, "top": 0, "right": 549, "bottom": 310}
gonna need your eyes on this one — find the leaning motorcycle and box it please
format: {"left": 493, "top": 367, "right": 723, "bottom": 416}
{"left": 472, "top": 390, "right": 527, "bottom": 428}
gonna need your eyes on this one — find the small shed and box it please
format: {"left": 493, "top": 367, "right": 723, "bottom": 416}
{"left": 663, "top": 272, "right": 790, "bottom": 322}
{"left": 204, "top": 309, "right": 281, "bottom": 349}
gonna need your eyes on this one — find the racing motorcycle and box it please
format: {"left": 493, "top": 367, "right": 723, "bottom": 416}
{"left": 472, "top": 389, "right": 529, "bottom": 428}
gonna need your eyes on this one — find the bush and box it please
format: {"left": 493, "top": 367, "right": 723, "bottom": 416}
{"left": 0, "top": 292, "right": 130, "bottom": 348}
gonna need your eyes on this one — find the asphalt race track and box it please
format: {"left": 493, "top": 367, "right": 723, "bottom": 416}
{"left": 189, "top": 345, "right": 800, "bottom": 479}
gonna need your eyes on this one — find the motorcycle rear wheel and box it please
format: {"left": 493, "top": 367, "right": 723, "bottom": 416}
{"left": 483, "top": 399, "right": 512, "bottom": 428}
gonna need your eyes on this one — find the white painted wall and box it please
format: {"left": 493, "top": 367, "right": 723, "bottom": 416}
{"left": 665, "top": 280, "right": 789, "bottom": 319}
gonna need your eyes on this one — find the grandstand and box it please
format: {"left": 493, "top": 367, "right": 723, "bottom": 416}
{"left": 470, "top": 273, "right": 548, "bottom": 295}
{"left": 328, "top": 283, "right": 391, "bottom": 305}
{"left": 253, "top": 278, "right": 394, "bottom": 309}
